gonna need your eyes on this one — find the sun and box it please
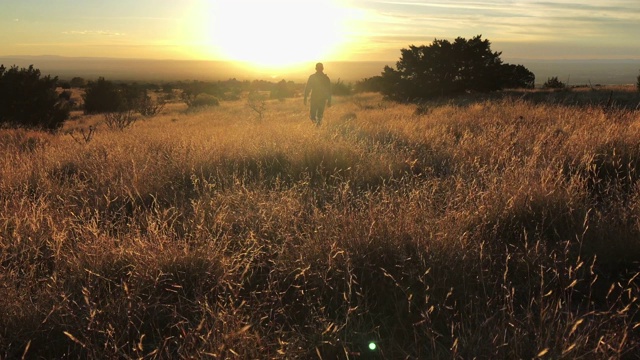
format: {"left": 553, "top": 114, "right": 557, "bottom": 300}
{"left": 203, "top": 0, "right": 348, "bottom": 70}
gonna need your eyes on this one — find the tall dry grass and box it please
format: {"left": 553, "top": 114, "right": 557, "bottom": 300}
{"left": 1, "top": 88, "right": 639, "bottom": 358}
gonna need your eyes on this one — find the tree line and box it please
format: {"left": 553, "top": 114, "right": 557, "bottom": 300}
{"left": 3, "top": 35, "right": 639, "bottom": 130}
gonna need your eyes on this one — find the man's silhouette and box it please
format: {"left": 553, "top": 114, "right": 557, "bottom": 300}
{"left": 304, "top": 63, "right": 331, "bottom": 126}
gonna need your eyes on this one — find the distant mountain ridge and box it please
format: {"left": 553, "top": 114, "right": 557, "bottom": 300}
{"left": 1, "top": 55, "right": 638, "bottom": 85}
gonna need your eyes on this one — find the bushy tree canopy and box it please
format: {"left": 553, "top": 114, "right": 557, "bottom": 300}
{"left": 83, "top": 77, "right": 146, "bottom": 114}
{"left": 0, "top": 64, "right": 70, "bottom": 129}
{"left": 380, "top": 35, "right": 535, "bottom": 101}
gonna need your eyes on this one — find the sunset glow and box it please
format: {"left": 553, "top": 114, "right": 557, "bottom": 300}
{"left": 199, "top": 0, "right": 351, "bottom": 70}
{"left": 1, "top": 1, "right": 639, "bottom": 65}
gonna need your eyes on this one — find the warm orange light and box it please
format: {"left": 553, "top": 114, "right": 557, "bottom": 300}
{"left": 200, "top": 0, "right": 350, "bottom": 70}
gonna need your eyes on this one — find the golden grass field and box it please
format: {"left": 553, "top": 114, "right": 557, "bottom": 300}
{"left": 1, "top": 87, "right": 640, "bottom": 358}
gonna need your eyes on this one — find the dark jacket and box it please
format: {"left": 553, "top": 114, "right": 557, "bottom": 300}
{"left": 304, "top": 72, "right": 331, "bottom": 103}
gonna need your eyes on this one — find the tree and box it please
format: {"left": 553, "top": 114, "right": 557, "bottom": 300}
{"left": 270, "top": 79, "right": 296, "bottom": 100}
{"left": 82, "top": 78, "right": 145, "bottom": 114}
{"left": 0, "top": 64, "right": 70, "bottom": 130}
{"left": 380, "top": 35, "right": 534, "bottom": 100}
{"left": 70, "top": 77, "right": 86, "bottom": 88}
{"left": 636, "top": 71, "right": 640, "bottom": 92}
{"left": 82, "top": 77, "right": 122, "bottom": 114}
{"left": 501, "top": 64, "right": 535, "bottom": 89}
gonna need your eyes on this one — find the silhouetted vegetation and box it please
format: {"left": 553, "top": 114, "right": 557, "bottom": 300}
{"left": 380, "top": 35, "right": 534, "bottom": 101}
{"left": 0, "top": 64, "right": 70, "bottom": 130}
{"left": 83, "top": 77, "right": 128, "bottom": 114}
{"left": 636, "top": 71, "right": 640, "bottom": 92}
{"left": 70, "top": 76, "right": 86, "bottom": 88}
{"left": 543, "top": 76, "right": 566, "bottom": 89}
{"left": 270, "top": 79, "right": 297, "bottom": 100}
{"left": 180, "top": 82, "right": 221, "bottom": 109}
{"left": 354, "top": 76, "right": 385, "bottom": 93}
{"left": 332, "top": 78, "right": 352, "bottom": 96}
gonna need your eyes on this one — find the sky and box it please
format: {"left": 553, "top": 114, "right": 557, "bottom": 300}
{"left": 2, "top": 0, "right": 640, "bottom": 70}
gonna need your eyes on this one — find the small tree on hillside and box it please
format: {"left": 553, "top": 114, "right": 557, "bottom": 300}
{"left": 636, "top": 71, "right": 640, "bottom": 92}
{"left": 0, "top": 64, "right": 70, "bottom": 129}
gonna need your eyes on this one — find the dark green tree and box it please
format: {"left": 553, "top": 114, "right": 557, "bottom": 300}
{"left": 380, "top": 35, "right": 534, "bottom": 100}
{"left": 0, "top": 64, "right": 70, "bottom": 129}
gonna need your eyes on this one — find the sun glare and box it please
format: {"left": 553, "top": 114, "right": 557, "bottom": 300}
{"left": 204, "top": 0, "right": 349, "bottom": 70}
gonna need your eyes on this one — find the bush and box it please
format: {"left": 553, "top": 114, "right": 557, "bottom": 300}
{"left": 137, "top": 94, "right": 166, "bottom": 117}
{"left": 82, "top": 77, "right": 123, "bottom": 114}
{"left": 0, "top": 64, "right": 70, "bottom": 130}
{"left": 543, "top": 76, "right": 566, "bottom": 89}
{"left": 70, "top": 77, "right": 86, "bottom": 88}
{"left": 189, "top": 93, "right": 220, "bottom": 108}
{"left": 332, "top": 79, "right": 352, "bottom": 96}
{"left": 636, "top": 71, "right": 639, "bottom": 92}
{"left": 83, "top": 78, "right": 145, "bottom": 115}
{"left": 354, "top": 76, "right": 384, "bottom": 93}
{"left": 270, "top": 80, "right": 296, "bottom": 100}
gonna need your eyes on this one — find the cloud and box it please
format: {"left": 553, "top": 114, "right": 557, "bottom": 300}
{"left": 62, "top": 30, "right": 125, "bottom": 36}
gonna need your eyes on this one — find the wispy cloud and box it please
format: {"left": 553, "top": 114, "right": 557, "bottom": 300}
{"left": 62, "top": 30, "right": 125, "bottom": 36}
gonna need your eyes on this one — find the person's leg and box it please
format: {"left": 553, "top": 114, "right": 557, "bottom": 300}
{"left": 309, "top": 103, "right": 318, "bottom": 123}
{"left": 316, "top": 102, "right": 326, "bottom": 125}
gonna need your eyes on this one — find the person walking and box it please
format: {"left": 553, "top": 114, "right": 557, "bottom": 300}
{"left": 304, "top": 62, "right": 331, "bottom": 126}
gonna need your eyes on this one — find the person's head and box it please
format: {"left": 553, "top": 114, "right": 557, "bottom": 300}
{"left": 315, "top": 62, "right": 324, "bottom": 72}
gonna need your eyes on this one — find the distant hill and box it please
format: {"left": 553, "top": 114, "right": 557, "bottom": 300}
{"left": 1, "top": 55, "right": 638, "bottom": 85}
{"left": 0, "top": 55, "right": 392, "bottom": 83}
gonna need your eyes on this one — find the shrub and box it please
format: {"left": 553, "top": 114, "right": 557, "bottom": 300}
{"left": 543, "top": 76, "right": 566, "bottom": 89}
{"left": 636, "top": 71, "right": 640, "bottom": 92}
{"left": 190, "top": 93, "right": 220, "bottom": 108}
{"left": 354, "top": 76, "right": 384, "bottom": 93}
{"left": 58, "top": 90, "right": 72, "bottom": 101}
{"left": 83, "top": 78, "right": 146, "bottom": 115}
{"left": 70, "top": 77, "right": 86, "bottom": 88}
{"left": 270, "top": 80, "right": 296, "bottom": 100}
{"left": 82, "top": 77, "right": 123, "bottom": 114}
{"left": 0, "top": 64, "right": 70, "bottom": 130}
{"left": 104, "top": 109, "right": 136, "bottom": 130}
{"left": 332, "top": 79, "right": 352, "bottom": 96}
{"left": 137, "top": 94, "right": 166, "bottom": 117}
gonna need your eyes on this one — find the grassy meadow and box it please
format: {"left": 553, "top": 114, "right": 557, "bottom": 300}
{"left": 2, "top": 87, "right": 640, "bottom": 358}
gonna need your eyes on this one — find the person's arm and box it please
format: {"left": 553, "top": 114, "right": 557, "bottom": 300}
{"left": 327, "top": 76, "right": 332, "bottom": 106}
{"left": 304, "top": 75, "right": 312, "bottom": 104}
